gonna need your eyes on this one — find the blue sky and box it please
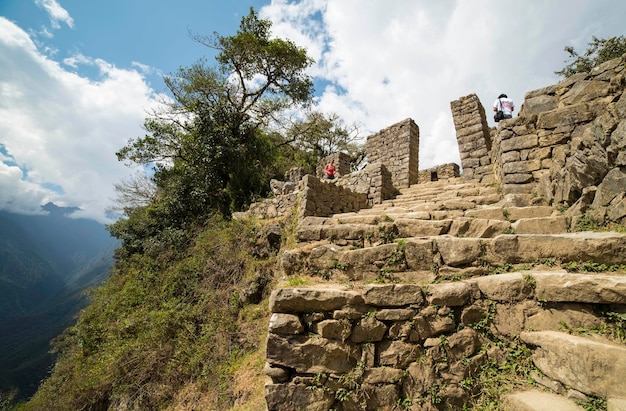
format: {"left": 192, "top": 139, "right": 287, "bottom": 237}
{"left": 1, "top": 0, "right": 625, "bottom": 223}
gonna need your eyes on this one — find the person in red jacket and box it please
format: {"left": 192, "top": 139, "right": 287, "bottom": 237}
{"left": 325, "top": 160, "right": 336, "bottom": 180}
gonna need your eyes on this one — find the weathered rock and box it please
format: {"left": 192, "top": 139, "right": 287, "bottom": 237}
{"left": 534, "top": 272, "right": 626, "bottom": 304}
{"left": 487, "top": 232, "right": 626, "bottom": 265}
{"left": 446, "top": 328, "right": 482, "bottom": 362}
{"left": 265, "top": 383, "right": 334, "bottom": 411}
{"left": 270, "top": 287, "right": 363, "bottom": 313}
{"left": 375, "top": 308, "right": 416, "bottom": 321}
{"left": 312, "top": 319, "right": 352, "bottom": 342}
{"left": 448, "top": 217, "right": 511, "bottom": 238}
{"left": 470, "top": 272, "right": 535, "bottom": 301}
{"left": 379, "top": 340, "right": 422, "bottom": 368}
{"left": 351, "top": 317, "right": 387, "bottom": 343}
{"left": 503, "top": 390, "right": 585, "bottom": 411}
{"left": 362, "top": 367, "right": 404, "bottom": 384}
{"left": 435, "top": 236, "right": 483, "bottom": 267}
{"left": 404, "top": 238, "right": 436, "bottom": 270}
{"left": 525, "top": 304, "right": 604, "bottom": 333}
{"left": 427, "top": 282, "right": 471, "bottom": 306}
{"left": 362, "top": 284, "right": 424, "bottom": 306}
{"left": 269, "top": 313, "right": 304, "bottom": 334}
{"left": 264, "top": 362, "right": 291, "bottom": 383}
{"left": 493, "top": 301, "right": 539, "bottom": 338}
{"left": 511, "top": 216, "right": 569, "bottom": 234}
{"left": 521, "top": 331, "right": 626, "bottom": 398}
{"left": 395, "top": 218, "right": 452, "bottom": 237}
{"left": 266, "top": 333, "right": 361, "bottom": 374}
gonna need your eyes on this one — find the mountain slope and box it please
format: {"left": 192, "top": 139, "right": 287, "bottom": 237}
{"left": 0, "top": 207, "right": 119, "bottom": 399}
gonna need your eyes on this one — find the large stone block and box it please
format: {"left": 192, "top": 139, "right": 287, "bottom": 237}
{"left": 521, "top": 331, "right": 626, "bottom": 398}
{"left": 534, "top": 272, "right": 626, "bottom": 304}
{"left": 265, "top": 383, "right": 334, "bottom": 411}
{"left": 362, "top": 284, "right": 424, "bottom": 306}
{"left": 427, "top": 282, "right": 471, "bottom": 306}
{"left": 270, "top": 287, "right": 363, "bottom": 313}
{"left": 266, "top": 333, "right": 361, "bottom": 374}
{"left": 486, "top": 232, "right": 626, "bottom": 265}
{"left": 470, "top": 272, "right": 535, "bottom": 301}
{"left": 435, "top": 236, "right": 483, "bottom": 267}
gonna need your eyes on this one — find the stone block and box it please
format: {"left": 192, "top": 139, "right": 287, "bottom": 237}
{"left": 270, "top": 287, "right": 363, "bottom": 313}
{"left": 521, "top": 331, "right": 626, "bottom": 398}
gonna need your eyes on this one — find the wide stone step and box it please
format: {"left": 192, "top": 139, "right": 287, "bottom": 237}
{"left": 297, "top": 214, "right": 573, "bottom": 243}
{"left": 520, "top": 331, "right": 626, "bottom": 399}
{"left": 466, "top": 205, "right": 557, "bottom": 221}
{"left": 284, "top": 232, "right": 626, "bottom": 277}
{"left": 504, "top": 390, "right": 584, "bottom": 411}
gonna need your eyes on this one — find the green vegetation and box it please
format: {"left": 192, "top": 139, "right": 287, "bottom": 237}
{"left": 18, "top": 216, "right": 276, "bottom": 410}
{"left": 556, "top": 35, "right": 626, "bottom": 78}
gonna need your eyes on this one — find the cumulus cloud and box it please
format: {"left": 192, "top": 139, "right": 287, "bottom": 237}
{"left": 0, "top": 17, "right": 164, "bottom": 223}
{"left": 260, "top": 0, "right": 626, "bottom": 169}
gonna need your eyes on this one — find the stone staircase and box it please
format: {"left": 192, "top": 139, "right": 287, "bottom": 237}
{"left": 266, "top": 178, "right": 626, "bottom": 411}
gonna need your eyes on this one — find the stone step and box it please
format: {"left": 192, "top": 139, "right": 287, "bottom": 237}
{"left": 297, "top": 213, "right": 573, "bottom": 243}
{"left": 284, "top": 232, "right": 626, "bottom": 279}
{"left": 503, "top": 390, "right": 584, "bottom": 411}
{"left": 520, "top": 331, "right": 626, "bottom": 399}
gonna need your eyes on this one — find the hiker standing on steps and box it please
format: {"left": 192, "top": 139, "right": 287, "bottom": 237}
{"left": 325, "top": 160, "right": 336, "bottom": 180}
{"left": 493, "top": 93, "right": 515, "bottom": 122}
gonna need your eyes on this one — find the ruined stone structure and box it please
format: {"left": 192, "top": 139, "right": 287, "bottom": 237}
{"left": 317, "top": 152, "right": 352, "bottom": 180}
{"left": 450, "top": 94, "right": 493, "bottom": 183}
{"left": 266, "top": 272, "right": 626, "bottom": 411}
{"left": 366, "top": 118, "right": 420, "bottom": 189}
{"left": 236, "top": 57, "right": 626, "bottom": 409}
{"left": 452, "top": 56, "right": 626, "bottom": 224}
{"left": 418, "top": 163, "right": 460, "bottom": 183}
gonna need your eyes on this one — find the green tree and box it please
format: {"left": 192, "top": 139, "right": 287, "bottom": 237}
{"left": 115, "top": 8, "right": 313, "bottom": 228}
{"left": 282, "top": 111, "right": 364, "bottom": 174}
{"left": 555, "top": 35, "right": 626, "bottom": 78}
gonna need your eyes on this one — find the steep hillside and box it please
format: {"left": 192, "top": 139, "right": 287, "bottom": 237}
{"left": 0, "top": 208, "right": 118, "bottom": 400}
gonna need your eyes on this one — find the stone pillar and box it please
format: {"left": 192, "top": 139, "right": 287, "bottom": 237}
{"left": 450, "top": 94, "right": 494, "bottom": 183}
{"left": 366, "top": 118, "right": 419, "bottom": 189}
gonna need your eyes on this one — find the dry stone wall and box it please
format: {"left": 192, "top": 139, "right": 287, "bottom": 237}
{"left": 336, "top": 162, "right": 398, "bottom": 206}
{"left": 418, "top": 163, "right": 460, "bottom": 183}
{"left": 450, "top": 94, "right": 493, "bottom": 183}
{"left": 265, "top": 273, "right": 626, "bottom": 411}
{"left": 317, "top": 152, "right": 352, "bottom": 180}
{"left": 366, "top": 118, "right": 420, "bottom": 189}
{"left": 454, "top": 54, "right": 626, "bottom": 225}
{"left": 299, "top": 175, "right": 368, "bottom": 218}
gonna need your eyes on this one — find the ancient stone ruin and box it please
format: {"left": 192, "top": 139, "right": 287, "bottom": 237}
{"left": 237, "top": 53, "right": 626, "bottom": 410}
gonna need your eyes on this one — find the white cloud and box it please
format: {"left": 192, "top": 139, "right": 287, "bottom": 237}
{"left": 0, "top": 17, "right": 164, "bottom": 223}
{"left": 260, "top": 0, "right": 626, "bottom": 169}
{"left": 35, "top": 0, "right": 74, "bottom": 29}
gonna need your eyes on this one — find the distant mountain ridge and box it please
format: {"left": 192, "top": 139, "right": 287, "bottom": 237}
{"left": 0, "top": 205, "right": 119, "bottom": 398}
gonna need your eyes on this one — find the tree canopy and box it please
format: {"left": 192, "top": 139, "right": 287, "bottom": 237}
{"left": 555, "top": 35, "right": 626, "bottom": 78}
{"left": 110, "top": 8, "right": 314, "bottom": 253}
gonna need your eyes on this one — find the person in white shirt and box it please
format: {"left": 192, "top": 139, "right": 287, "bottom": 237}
{"left": 493, "top": 93, "right": 515, "bottom": 121}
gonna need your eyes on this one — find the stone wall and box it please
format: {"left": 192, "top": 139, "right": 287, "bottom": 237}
{"left": 513, "top": 55, "right": 626, "bottom": 220}
{"left": 336, "top": 162, "right": 399, "bottom": 206}
{"left": 265, "top": 273, "right": 626, "bottom": 411}
{"left": 299, "top": 175, "right": 368, "bottom": 218}
{"left": 366, "top": 118, "right": 420, "bottom": 189}
{"left": 450, "top": 94, "right": 493, "bottom": 183}
{"left": 453, "top": 54, "right": 626, "bottom": 224}
{"left": 418, "top": 163, "right": 460, "bottom": 183}
{"left": 317, "top": 152, "right": 352, "bottom": 180}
